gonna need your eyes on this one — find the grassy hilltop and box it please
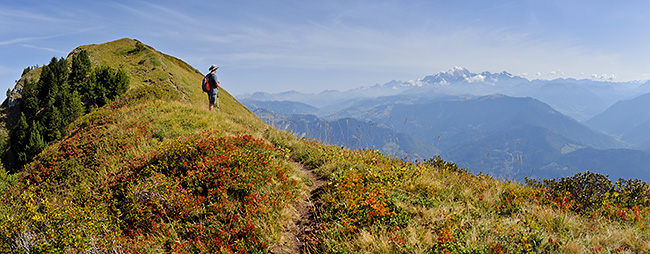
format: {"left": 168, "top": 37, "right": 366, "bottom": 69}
{"left": 1, "top": 38, "right": 649, "bottom": 253}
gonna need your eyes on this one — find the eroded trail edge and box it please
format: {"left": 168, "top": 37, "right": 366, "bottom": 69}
{"left": 274, "top": 161, "right": 326, "bottom": 254}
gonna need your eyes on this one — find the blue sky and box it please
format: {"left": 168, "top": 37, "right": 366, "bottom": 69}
{"left": 1, "top": 0, "right": 650, "bottom": 101}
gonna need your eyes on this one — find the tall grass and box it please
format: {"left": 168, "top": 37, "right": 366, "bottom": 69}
{"left": 2, "top": 38, "right": 649, "bottom": 253}
{"left": 268, "top": 132, "right": 650, "bottom": 253}
{"left": 0, "top": 94, "right": 306, "bottom": 253}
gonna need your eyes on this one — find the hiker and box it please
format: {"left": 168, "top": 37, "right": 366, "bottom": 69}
{"left": 206, "top": 64, "right": 220, "bottom": 111}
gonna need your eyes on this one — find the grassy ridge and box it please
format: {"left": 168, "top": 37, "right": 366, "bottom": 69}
{"left": 70, "top": 38, "right": 240, "bottom": 111}
{"left": 1, "top": 95, "right": 307, "bottom": 252}
{"left": 1, "top": 38, "right": 649, "bottom": 253}
{"left": 269, "top": 134, "right": 650, "bottom": 253}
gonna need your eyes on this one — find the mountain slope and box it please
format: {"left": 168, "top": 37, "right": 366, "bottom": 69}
{"left": 624, "top": 119, "right": 650, "bottom": 150}
{"left": 248, "top": 106, "right": 433, "bottom": 160}
{"left": 2, "top": 38, "right": 247, "bottom": 126}
{"left": 0, "top": 38, "right": 293, "bottom": 252}
{"left": 239, "top": 67, "right": 650, "bottom": 121}
{"left": 586, "top": 92, "right": 650, "bottom": 148}
{"left": 240, "top": 99, "right": 320, "bottom": 116}
{"left": 338, "top": 94, "right": 621, "bottom": 150}
{"left": 1, "top": 39, "right": 649, "bottom": 253}
{"left": 257, "top": 93, "right": 643, "bottom": 181}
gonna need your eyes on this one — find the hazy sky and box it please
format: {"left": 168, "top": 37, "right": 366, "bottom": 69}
{"left": 1, "top": 0, "right": 650, "bottom": 100}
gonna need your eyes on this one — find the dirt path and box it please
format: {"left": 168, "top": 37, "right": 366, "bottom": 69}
{"left": 273, "top": 161, "right": 326, "bottom": 254}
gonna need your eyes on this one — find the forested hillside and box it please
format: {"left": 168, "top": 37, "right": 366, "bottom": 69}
{"left": 3, "top": 50, "right": 128, "bottom": 170}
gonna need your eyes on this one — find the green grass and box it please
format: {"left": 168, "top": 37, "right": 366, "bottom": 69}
{"left": 1, "top": 38, "right": 649, "bottom": 253}
{"left": 0, "top": 94, "right": 306, "bottom": 252}
{"left": 269, "top": 137, "right": 650, "bottom": 253}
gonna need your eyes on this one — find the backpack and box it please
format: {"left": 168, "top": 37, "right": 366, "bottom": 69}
{"left": 202, "top": 74, "right": 211, "bottom": 93}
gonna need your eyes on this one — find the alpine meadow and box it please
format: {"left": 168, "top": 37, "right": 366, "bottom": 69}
{"left": 1, "top": 39, "right": 650, "bottom": 253}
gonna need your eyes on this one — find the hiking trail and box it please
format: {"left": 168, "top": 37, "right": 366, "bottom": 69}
{"left": 273, "top": 160, "right": 326, "bottom": 254}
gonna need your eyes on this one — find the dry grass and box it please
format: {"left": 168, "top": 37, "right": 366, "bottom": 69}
{"left": 2, "top": 38, "right": 650, "bottom": 253}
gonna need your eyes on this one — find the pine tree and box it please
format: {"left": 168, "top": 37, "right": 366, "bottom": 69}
{"left": 5, "top": 52, "right": 130, "bottom": 171}
{"left": 91, "top": 65, "right": 130, "bottom": 107}
{"left": 109, "top": 68, "right": 129, "bottom": 99}
{"left": 38, "top": 57, "right": 68, "bottom": 108}
{"left": 70, "top": 50, "right": 92, "bottom": 99}
{"left": 11, "top": 113, "right": 30, "bottom": 165}
{"left": 91, "top": 66, "right": 112, "bottom": 107}
{"left": 62, "top": 90, "right": 85, "bottom": 124}
{"left": 49, "top": 57, "right": 69, "bottom": 91}
{"left": 26, "top": 121, "right": 46, "bottom": 159}
{"left": 43, "top": 106, "right": 62, "bottom": 143}
{"left": 21, "top": 78, "right": 40, "bottom": 117}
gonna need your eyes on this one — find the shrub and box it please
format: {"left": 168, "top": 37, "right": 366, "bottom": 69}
{"left": 112, "top": 134, "right": 299, "bottom": 252}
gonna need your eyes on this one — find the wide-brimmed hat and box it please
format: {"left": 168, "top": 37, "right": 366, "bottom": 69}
{"left": 209, "top": 65, "right": 219, "bottom": 71}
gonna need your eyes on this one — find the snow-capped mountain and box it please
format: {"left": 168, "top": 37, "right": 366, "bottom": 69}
{"left": 239, "top": 68, "right": 650, "bottom": 181}
{"left": 237, "top": 67, "right": 650, "bottom": 121}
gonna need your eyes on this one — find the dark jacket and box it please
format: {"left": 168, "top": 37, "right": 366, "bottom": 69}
{"left": 207, "top": 73, "right": 219, "bottom": 89}
{"left": 207, "top": 73, "right": 219, "bottom": 95}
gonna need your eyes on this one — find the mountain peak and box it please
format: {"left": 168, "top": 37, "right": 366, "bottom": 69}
{"left": 446, "top": 66, "right": 471, "bottom": 77}
{"left": 419, "top": 67, "right": 525, "bottom": 87}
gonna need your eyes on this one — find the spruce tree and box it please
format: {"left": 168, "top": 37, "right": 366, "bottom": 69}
{"left": 91, "top": 66, "right": 111, "bottom": 107}
{"left": 109, "top": 68, "right": 129, "bottom": 99}
{"left": 70, "top": 50, "right": 92, "bottom": 99}
{"left": 6, "top": 52, "right": 129, "bottom": 171}
{"left": 91, "top": 65, "right": 130, "bottom": 107}
{"left": 49, "top": 57, "right": 69, "bottom": 91}
{"left": 21, "top": 78, "right": 40, "bottom": 117}
{"left": 26, "top": 121, "right": 46, "bottom": 159}
{"left": 43, "top": 106, "right": 62, "bottom": 143}
{"left": 38, "top": 57, "right": 68, "bottom": 108}
{"left": 62, "top": 90, "right": 85, "bottom": 124}
{"left": 37, "top": 63, "right": 53, "bottom": 109}
{"left": 11, "top": 113, "right": 30, "bottom": 165}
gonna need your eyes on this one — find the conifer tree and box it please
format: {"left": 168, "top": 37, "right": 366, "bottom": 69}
{"left": 11, "top": 113, "right": 30, "bottom": 165}
{"left": 49, "top": 57, "right": 69, "bottom": 90}
{"left": 70, "top": 50, "right": 92, "bottom": 99}
{"left": 37, "top": 64, "right": 53, "bottom": 109}
{"left": 26, "top": 120, "right": 46, "bottom": 158}
{"left": 91, "top": 65, "right": 129, "bottom": 107}
{"left": 38, "top": 57, "right": 68, "bottom": 108}
{"left": 6, "top": 52, "right": 129, "bottom": 171}
{"left": 21, "top": 78, "right": 40, "bottom": 117}
{"left": 70, "top": 50, "right": 91, "bottom": 85}
{"left": 62, "top": 90, "right": 85, "bottom": 124}
{"left": 109, "top": 68, "right": 129, "bottom": 99}
{"left": 43, "top": 106, "right": 62, "bottom": 143}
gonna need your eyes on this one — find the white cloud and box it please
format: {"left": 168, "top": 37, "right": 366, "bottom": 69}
{"left": 21, "top": 44, "right": 67, "bottom": 54}
{"left": 0, "top": 27, "right": 101, "bottom": 46}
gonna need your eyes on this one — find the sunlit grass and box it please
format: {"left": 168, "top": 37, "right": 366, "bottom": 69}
{"left": 1, "top": 38, "right": 649, "bottom": 253}
{"left": 269, "top": 132, "right": 650, "bottom": 253}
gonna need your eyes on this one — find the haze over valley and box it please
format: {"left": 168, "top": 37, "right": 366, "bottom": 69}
{"left": 239, "top": 67, "right": 650, "bottom": 182}
{"left": 4, "top": 1, "right": 650, "bottom": 251}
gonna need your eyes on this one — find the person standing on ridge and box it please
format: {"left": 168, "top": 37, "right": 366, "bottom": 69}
{"left": 206, "top": 64, "right": 220, "bottom": 111}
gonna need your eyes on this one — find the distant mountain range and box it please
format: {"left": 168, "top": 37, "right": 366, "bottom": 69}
{"left": 238, "top": 68, "right": 650, "bottom": 182}
{"left": 586, "top": 93, "right": 650, "bottom": 150}
{"left": 241, "top": 67, "right": 650, "bottom": 121}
